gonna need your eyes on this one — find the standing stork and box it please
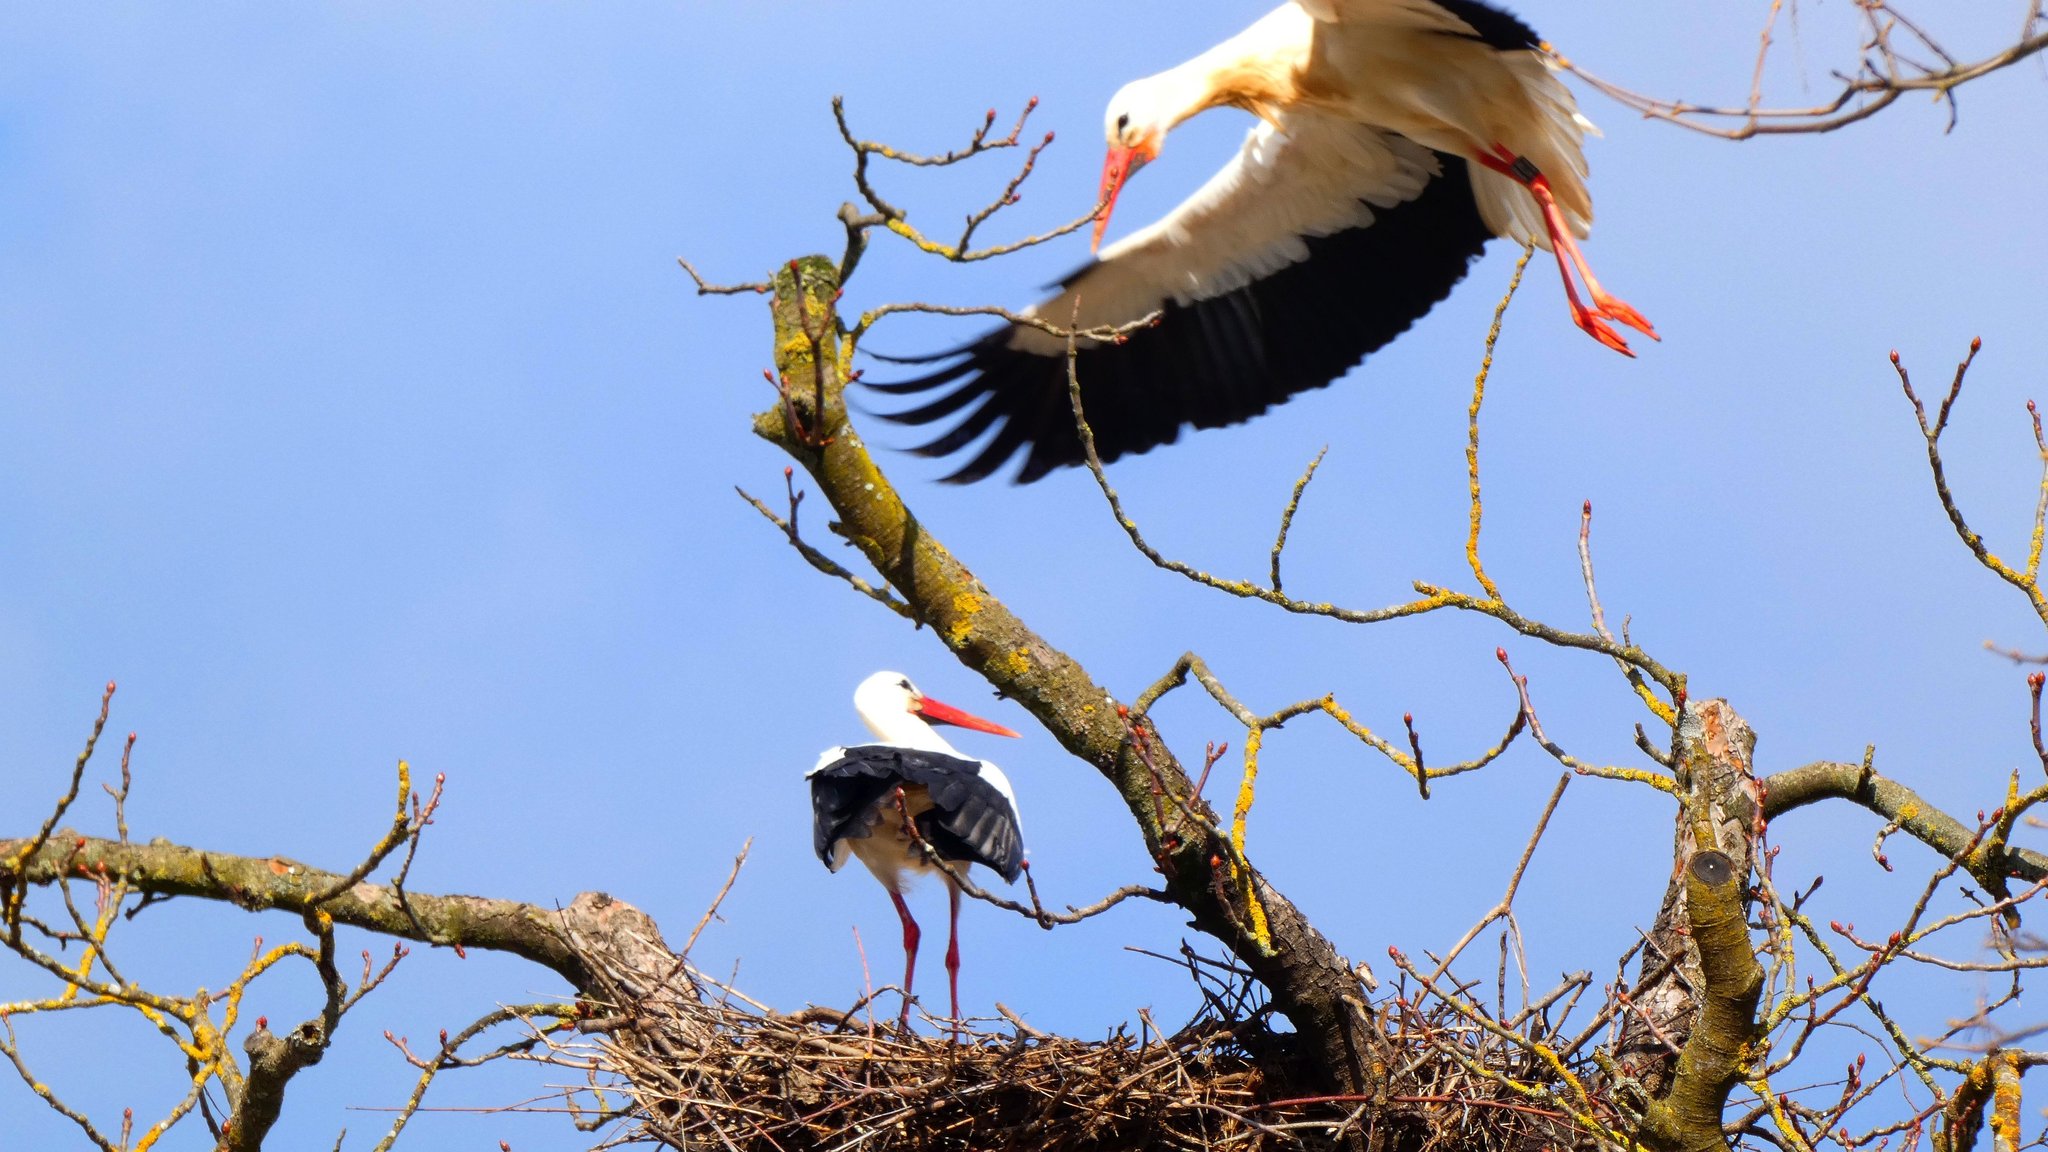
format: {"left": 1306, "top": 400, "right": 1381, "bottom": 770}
{"left": 872, "top": 0, "right": 1655, "bottom": 483}
{"left": 808, "top": 671, "right": 1026, "bottom": 1029}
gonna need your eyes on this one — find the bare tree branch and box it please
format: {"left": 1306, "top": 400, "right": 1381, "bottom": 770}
{"left": 1554, "top": 4, "right": 2048, "bottom": 139}
{"left": 1764, "top": 760, "right": 2048, "bottom": 884}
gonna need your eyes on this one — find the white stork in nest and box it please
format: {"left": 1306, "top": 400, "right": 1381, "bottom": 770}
{"left": 873, "top": 0, "right": 1653, "bottom": 483}
{"left": 808, "top": 671, "right": 1026, "bottom": 1029}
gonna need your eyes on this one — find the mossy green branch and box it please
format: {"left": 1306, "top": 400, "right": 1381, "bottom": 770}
{"left": 0, "top": 831, "right": 590, "bottom": 985}
{"left": 1641, "top": 850, "right": 1764, "bottom": 1152}
{"left": 1763, "top": 761, "right": 2048, "bottom": 885}
{"left": 1607, "top": 700, "right": 1765, "bottom": 1152}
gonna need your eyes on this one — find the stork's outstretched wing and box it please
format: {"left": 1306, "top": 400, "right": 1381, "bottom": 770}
{"left": 869, "top": 113, "right": 1492, "bottom": 483}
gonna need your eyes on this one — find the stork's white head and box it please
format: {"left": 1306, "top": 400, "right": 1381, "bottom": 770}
{"left": 1094, "top": 77, "right": 1174, "bottom": 252}
{"left": 853, "top": 670, "right": 1021, "bottom": 751}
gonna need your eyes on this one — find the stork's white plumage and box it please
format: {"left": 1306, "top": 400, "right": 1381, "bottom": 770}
{"left": 874, "top": 0, "right": 1654, "bottom": 483}
{"left": 808, "top": 671, "right": 1025, "bottom": 1030}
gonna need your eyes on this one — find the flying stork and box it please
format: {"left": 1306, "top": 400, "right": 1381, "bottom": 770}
{"left": 807, "top": 671, "right": 1026, "bottom": 1029}
{"left": 872, "top": 0, "right": 1654, "bottom": 483}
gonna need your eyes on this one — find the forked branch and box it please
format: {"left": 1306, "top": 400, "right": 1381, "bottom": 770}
{"left": 1554, "top": 2, "right": 2048, "bottom": 139}
{"left": 1894, "top": 339, "right": 2048, "bottom": 634}
{"left": 832, "top": 96, "right": 1103, "bottom": 273}
{"left": 1062, "top": 253, "right": 1686, "bottom": 703}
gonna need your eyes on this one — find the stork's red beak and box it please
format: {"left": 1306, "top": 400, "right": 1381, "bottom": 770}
{"left": 913, "top": 694, "right": 1021, "bottom": 738}
{"left": 1092, "top": 142, "right": 1151, "bottom": 253}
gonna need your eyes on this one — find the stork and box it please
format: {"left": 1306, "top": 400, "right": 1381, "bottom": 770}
{"left": 807, "top": 671, "right": 1026, "bottom": 1030}
{"left": 872, "top": 0, "right": 1655, "bottom": 483}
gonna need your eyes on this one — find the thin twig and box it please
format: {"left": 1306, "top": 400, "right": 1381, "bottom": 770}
{"left": 684, "top": 840, "right": 751, "bottom": 959}
{"left": 737, "top": 483, "right": 914, "bottom": 619}
{"left": 1553, "top": 13, "right": 2048, "bottom": 140}
{"left": 1428, "top": 774, "right": 1571, "bottom": 984}
{"left": 677, "top": 258, "right": 770, "bottom": 296}
{"left": 1270, "top": 447, "right": 1328, "bottom": 594}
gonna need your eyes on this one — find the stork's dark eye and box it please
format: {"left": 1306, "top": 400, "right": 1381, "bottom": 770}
{"left": 1116, "top": 113, "right": 1130, "bottom": 131}
{"left": 898, "top": 678, "right": 913, "bottom": 690}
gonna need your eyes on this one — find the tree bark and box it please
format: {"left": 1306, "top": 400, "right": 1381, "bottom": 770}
{"left": 1612, "top": 699, "right": 1765, "bottom": 1152}
{"left": 1638, "top": 847, "right": 1765, "bottom": 1152}
{"left": 1764, "top": 761, "right": 2048, "bottom": 886}
{"left": 0, "top": 832, "right": 599, "bottom": 982}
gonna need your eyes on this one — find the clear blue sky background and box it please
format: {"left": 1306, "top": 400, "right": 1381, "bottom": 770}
{"left": 2, "top": 3, "right": 2043, "bottom": 1148}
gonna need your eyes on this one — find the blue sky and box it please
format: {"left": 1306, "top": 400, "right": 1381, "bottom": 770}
{"left": 2, "top": 3, "right": 2044, "bottom": 1148}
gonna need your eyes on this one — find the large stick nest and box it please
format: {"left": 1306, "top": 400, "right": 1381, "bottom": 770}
{"left": 575, "top": 946, "right": 1595, "bottom": 1152}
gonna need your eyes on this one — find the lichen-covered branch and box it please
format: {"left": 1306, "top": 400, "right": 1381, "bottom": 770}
{"left": 723, "top": 128, "right": 2048, "bottom": 1152}
{"left": 230, "top": 994, "right": 333, "bottom": 1152}
{"left": 2, "top": 679, "right": 117, "bottom": 938}
{"left": 0, "top": 832, "right": 588, "bottom": 983}
{"left": 1894, "top": 339, "right": 2048, "bottom": 635}
{"left": 1762, "top": 760, "right": 2048, "bottom": 885}
{"left": 1940, "top": 1049, "right": 2031, "bottom": 1152}
{"left": 1639, "top": 850, "right": 1764, "bottom": 1152}
{"left": 2, "top": 812, "right": 684, "bottom": 1151}
{"left": 0, "top": 731, "right": 618, "bottom": 1152}
{"left": 1061, "top": 254, "right": 1686, "bottom": 708}
{"left": 830, "top": 97, "right": 1103, "bottom": 273}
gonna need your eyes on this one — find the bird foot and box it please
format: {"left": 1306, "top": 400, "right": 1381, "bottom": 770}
{"left": 1571, "top": 303, "right": 1638, "bottom": 358}
{"left": 1488, "top": 145, "right": 1659, "bottom": 358}
{"left": 1593, "top": 293, "right": 1659, "bottom": 342}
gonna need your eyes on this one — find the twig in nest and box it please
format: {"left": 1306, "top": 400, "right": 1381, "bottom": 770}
{"left": 683, "top": 839, "right": 751, "bottom": 959}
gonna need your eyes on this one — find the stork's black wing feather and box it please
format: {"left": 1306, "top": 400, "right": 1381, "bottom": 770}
{"left": 868, "top": 153, "right": 1491, "bottom": 484}
{"left": 1427, "top": 0, "right": 1539, "bottom": 50}
{"left": 1296, "top": 0, "right": 1539, "bottom": 51}
{"left": 809, "top": 745, "right": 1024, "bottom": 882}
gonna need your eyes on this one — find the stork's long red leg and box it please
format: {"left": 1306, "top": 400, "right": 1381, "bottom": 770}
{"left": 889, "top": 890, "right": 921, "bottom": 1030}
{"left": 1476, "top": 145, "right": 1656, "bottom": 356}
{"left": 943, "top": 881, "right": 964, "bottom": 1040}
{"left": 1524, "top": 175, "right": 1657, "bottom": 341}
